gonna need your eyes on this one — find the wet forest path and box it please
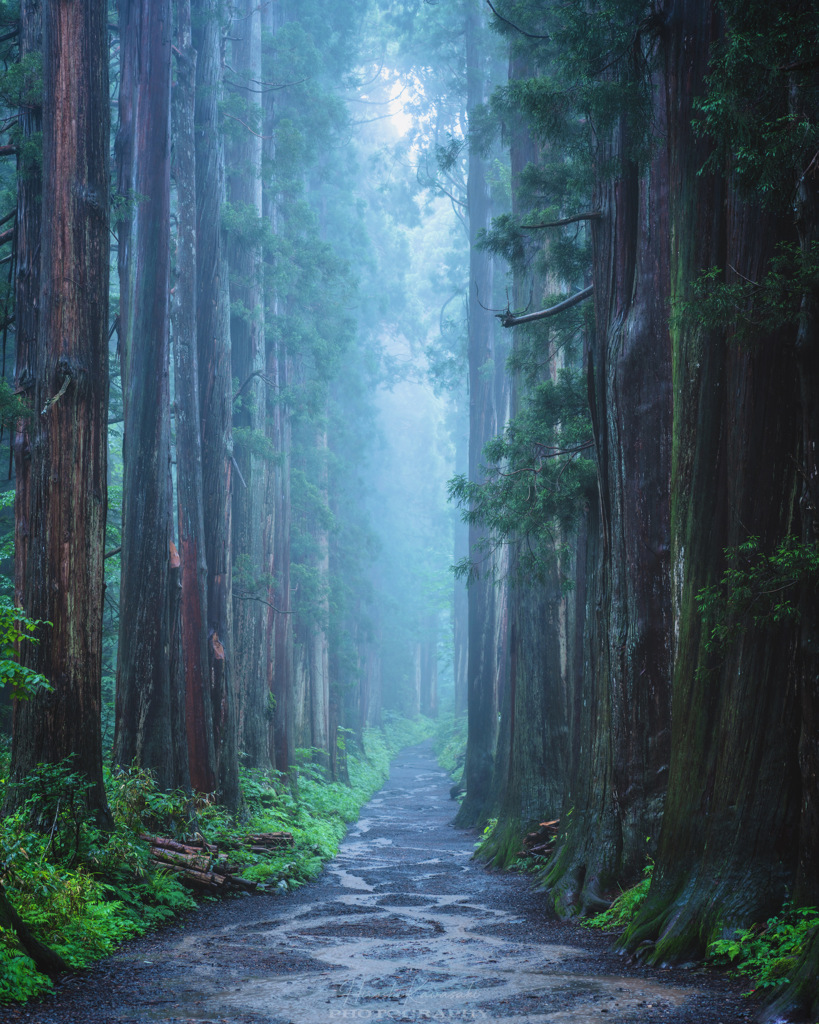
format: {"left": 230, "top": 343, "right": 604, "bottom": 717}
{"left": 13, "top": 741, "right": 754, "bottom": 1024}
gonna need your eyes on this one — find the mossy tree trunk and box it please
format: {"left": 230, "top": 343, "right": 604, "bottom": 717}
{"left": 7, "top": 0, "right": 111, "bottom": 823}
{"left": 624, "top": 0, "right": 803, "bottom": 963}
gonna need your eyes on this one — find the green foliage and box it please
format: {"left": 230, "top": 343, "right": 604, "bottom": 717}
{"left": 682, "top": 243, "right": 819, "bottom": 343}
{"left": 0, "top": 598, "right": 49, "bottom": 701}
{"left": 708, "top": 904, "right": 819, "bottom": 992}
{"left": 0, "top": 762, "right": 198, "bottom": 1004}
{"left": 584, "top": 860, "right": 654, "bottom": 931}
{"left": 449, "top": 368, "right": 595, "bottom": 583}
{"left": 695, "top": 536, "right": 819, "bottom": 655}
{"left": 693, "top": 0, "right": 819, "bottom": 206}
{"left": 433, "top": 707, "right": 467, "bottom": 787}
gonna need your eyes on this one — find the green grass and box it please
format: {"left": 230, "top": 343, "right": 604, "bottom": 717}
{"left": 0, "top": 713, "right": 434, "bottom": 1004}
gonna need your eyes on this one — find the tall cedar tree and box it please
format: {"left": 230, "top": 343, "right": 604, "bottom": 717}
{"left": 261, "top": 0, "right": 294, "bottom": 775}
{"left": 227, "top": 0, "right": 269, "bottom": 768}
{"left": 193, "top": 0, "right": 239, "bottom": 808}
{"left": 113, "top": 0, "right": 189, "bottom": 790}
{"left": 456, "top": 0, "right": 508, "bottom": 828}
{"left": 172, "top": 0, "right": 216, "bottom": 794}
{"left": 479, "top": 45, "right": 574, "bottom": 868}
{"left": 624, "top": 0, "right": 813, "bottom": 996}
{"left": 7, "top": 0, "right": 111, "bottom": 821}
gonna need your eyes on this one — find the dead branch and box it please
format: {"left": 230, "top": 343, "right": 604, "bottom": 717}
{"left": 498, "top": 285, "right": 593, "bottom": 327}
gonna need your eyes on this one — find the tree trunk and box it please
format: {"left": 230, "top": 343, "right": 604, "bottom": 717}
{"left": 456, "top": 0, "right": 504, "bottom": 828}
{"left": 481, "top": 48, "right": 572, "bottom": 868}
{"left": 228, "top": 0, "right": 268, "bottom": 769}
{"left": 193, "top": 0, "right": 239, "bottom": 809}
{"left": 7, "top": 0, "right": 111, "bottom": 823}
{"left": 625, "top": 0, "right": 802, "bottom": 962}
{"left": 113, "top": 0, "right": 185, "bottom": 789}
{"left": 540, "top": 47, "right": 673, "bottom": 914}
{"left": 172, "top": 0, "right": 216, "bottom": 795}
{"left": 259, "top": 0, "right": 294, "bottom": 776}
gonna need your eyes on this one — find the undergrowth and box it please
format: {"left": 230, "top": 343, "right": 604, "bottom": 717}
{"left": 582, "top": 861, "right": 653, "bottom": 931}
{"left": 0, "top": 712, "right": 433, "bottom": 1004}
{"left": 433, "top": 707, "right": 467, "bottom": 791}
{"left": 708, "top": 903, "right": 819, "bottom": 994}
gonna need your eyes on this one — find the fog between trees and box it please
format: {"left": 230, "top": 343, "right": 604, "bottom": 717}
{"left": 0, "top": 0, "right": 818, "bottom": 1017}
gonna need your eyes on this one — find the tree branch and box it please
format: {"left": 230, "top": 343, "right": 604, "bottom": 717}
{"left": 486, "top": 1, "right": 550, "bottom": 40}
{"left": 498, "top": 285, "right": 593, "bottom": 327}
{"left": 520, "top": 212, "right": 601, "bottom": 229}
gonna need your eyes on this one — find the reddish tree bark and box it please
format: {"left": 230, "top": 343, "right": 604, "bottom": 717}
{"left": 7, "top": 0, "right": 111, "bottom": 821}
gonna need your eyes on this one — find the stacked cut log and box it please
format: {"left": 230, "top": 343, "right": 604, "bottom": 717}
{"left": 142, "top": 831, "right": 294, "bottom": 892}
{"left": 520, "top": 819, "right": 560, "bottom": 859}
{"left": 142, "top": 834, "right": 259, "bottom": 892}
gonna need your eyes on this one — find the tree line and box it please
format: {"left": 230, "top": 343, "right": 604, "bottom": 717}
{"left": 392, "top": 0, "right": 818, "bottom": 1017}
{"left": 0, "top": 0, "right": 452, "bottom": 833}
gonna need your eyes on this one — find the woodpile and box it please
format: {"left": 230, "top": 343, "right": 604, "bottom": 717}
{"left": 521, "top": 819, "right": 560, "bottom": 858}
{"left": 143, "top": 834, "right": 250, "bottom": 892}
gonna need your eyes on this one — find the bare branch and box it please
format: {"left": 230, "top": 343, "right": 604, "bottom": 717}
{"left": 498, "top": 285, "right": 593, "bottom": 327}
{"left": 520, "top": 212, "right": 602, "bottom": 229}
{"left": 486, "top": 1, "right": 550, "bottom": 40}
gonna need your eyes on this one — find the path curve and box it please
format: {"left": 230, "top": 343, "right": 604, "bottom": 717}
{"left": 9, "top": 741, "right": 755, "bottom": 1024}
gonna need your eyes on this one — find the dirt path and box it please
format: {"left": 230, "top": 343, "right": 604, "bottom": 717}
{"left": 7, "top": 741, "right": 756, "bottom": 1024}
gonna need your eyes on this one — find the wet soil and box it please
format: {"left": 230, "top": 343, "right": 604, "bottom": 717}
{"left": 4, "top": 741, "right": 758, "bottom": 1024}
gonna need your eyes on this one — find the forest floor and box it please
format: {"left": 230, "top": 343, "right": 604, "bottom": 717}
{"left": 4, "top": 741, "right": 759, "bottom": 1024}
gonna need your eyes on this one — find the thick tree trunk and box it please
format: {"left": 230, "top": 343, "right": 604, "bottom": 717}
{"left": 228, "top": 0, "right": 268, "bottom": 769}
{"left": 7, "top": 0, "right": 111, "bottom": 822}
{"left": 172, "top": 0, "right": 215, "bottom": 794}
{"left": 193, "top": 0, "right": 239, "bottom": 809}
{"left": 481, "top": 50, "right": 572, "bottom": 868}
{"left": 113, "top": 0, "right": 185, "bottom": 789}
{"left": 456, "top": 0, "right": 504, "bottom": 827}
{"left": 543, "top": 55, "right": 673, "bottom": 914}
{"left": 12, "top": 0, "right": 42, "bottom": 680}
{"left": 625, "top": 0, "right": 802, "bottom": 962}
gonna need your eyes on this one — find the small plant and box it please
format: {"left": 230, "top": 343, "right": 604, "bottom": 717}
{"left": 584, "top": 860, "right": 654, "bottom": 931}
{"left": 708, "top": 903, "right": 819, "bottom": 992}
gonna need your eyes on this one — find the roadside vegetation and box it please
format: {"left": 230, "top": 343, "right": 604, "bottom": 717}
{"left": 0, "top": 715, "right": 433, "bottom": 1004}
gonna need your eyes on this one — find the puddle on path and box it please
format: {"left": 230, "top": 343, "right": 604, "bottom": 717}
{"left": 28, "top": 743, "right": 753, "bottom": 1024}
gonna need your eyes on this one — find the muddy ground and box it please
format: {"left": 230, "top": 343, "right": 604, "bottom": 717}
{"left": 3, "top": 741, "right": 759, "bottom": 1024}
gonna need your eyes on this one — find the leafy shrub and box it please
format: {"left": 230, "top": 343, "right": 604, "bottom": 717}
{"left": 708, "top": 904, "right": 819, "bottom": 992}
